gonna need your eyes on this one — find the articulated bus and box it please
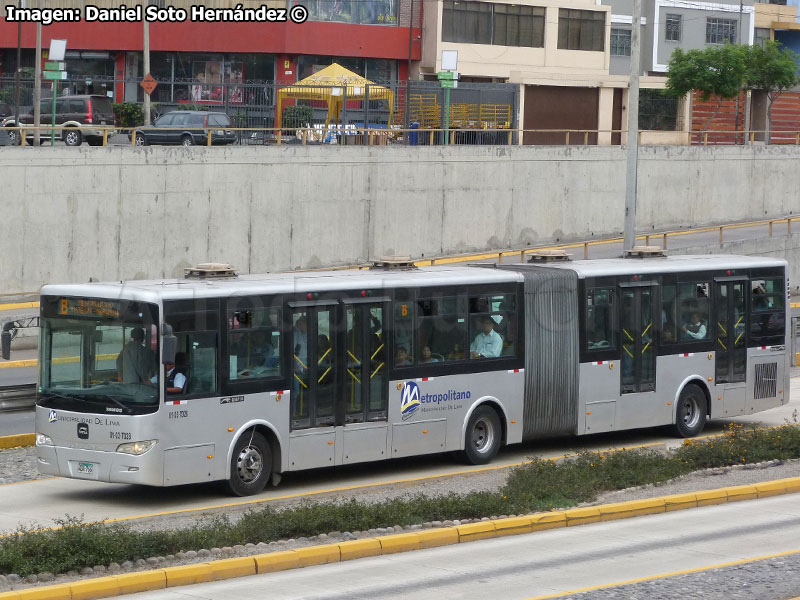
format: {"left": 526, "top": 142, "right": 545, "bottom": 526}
{"left": 35, "top": 255, "right": 790, "bottom": 495}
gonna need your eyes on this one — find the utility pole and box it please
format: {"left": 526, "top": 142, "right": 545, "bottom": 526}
{"left": 33, "top": 22, "right": 41, "bottom": 146}
{"left": 403, "top": 0, "right": 415, "bottom": 129}
{"left": 623, "top": 0, "right": 642, "bottom": 252}
{"left": 143, "top": 18, "right": 151, "bottom": 126}
{"left": 14, "top": 0, "right": 22, "bottom": 135}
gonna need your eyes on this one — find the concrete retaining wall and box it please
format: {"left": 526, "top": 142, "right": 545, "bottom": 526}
{"left": 2, "top": 144, "right": 799, "bottom": 294}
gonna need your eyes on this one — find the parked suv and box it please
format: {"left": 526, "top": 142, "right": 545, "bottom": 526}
{"left": 17, "top": 95, "right": 116, "bottom": 146}
{"left": 131, "top": 111, "right": 237, "bottom": 146}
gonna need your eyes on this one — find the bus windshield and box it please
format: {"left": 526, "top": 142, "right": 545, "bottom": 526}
{"left": 39, "top": 297, "right": 160, "bottom": 414}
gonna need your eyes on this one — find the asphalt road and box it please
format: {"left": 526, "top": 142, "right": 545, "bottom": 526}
{"left": 105, "top": 493, "right": 800, "bottom": 600}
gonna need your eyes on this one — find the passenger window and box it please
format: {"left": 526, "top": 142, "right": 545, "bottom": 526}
{"left": 155, "top": 114, "right": 173, "bottom": 127}
{"left": 69, "top": 99, "right": 85, "bottom": 113}
{"left": 468, "top": 294, "right": 512, "bottom": 359}
{"left": 661, "top": 284, "right": 677, "bottom": 344}
{"left": 55, "top": 99, "right": 67, "bottom": 114}
{"left": 227, "top": 307, "right": 281, "bottom": 380}
{"left": 586, "top": 287, "right": 616, "bottom": 350}
{"left": 167, "top": 331, "right": 217, "bottom": 396}
{"left": 750, "top": 278, "right": 785, "bottom": 341}
{"left": 418, "top": 296, "right": 467, "bottom": 362}
{"left": 171, "top": 113, "right": 188, "bottom": 126}
{"left": 393, "top": 294, "right": 414, "bottom": 367}
{"left": 677, "top": 282, "right": 710, "bottom": 342}
{"left": 187, "top": 114, "right": 205, "bottom": 127}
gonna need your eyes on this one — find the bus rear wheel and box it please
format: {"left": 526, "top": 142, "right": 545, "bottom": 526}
{"left": 461, "top": 405, "right": 501, "bottom": 465}
{"left": 673, "top": 384, "right": 707, "bottom": 438}
{"left": 227, "top": 430, "right": 271, "bottom": 496}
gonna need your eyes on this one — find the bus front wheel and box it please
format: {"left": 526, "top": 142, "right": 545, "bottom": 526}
{"left": 673, "top": 384, "right": 707, "bottom": 438}
{"left": 228, "top": 430, "right": 272, "bottom": 496}
{"left": 461, "top": 405, "right": 501, "bottom": 465}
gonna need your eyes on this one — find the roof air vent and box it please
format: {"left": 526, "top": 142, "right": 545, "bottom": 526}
{"left": 623, "top": 246, "right": 667, "bottom": 259}
{"left": 370, "top": 256, "right": 417, "bottom": 270}
{"left": 184, "top": 263, "right": 238, "bottom": 278}
{"left": 527, "top": 249, "right": 572, "bottom": 263}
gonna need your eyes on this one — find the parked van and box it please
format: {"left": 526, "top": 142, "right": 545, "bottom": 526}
{"left": 13, "top": 95, "right": 116, "bottom": 146}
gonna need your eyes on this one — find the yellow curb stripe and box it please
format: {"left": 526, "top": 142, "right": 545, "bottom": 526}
{"left": 2, "top": 479, "right": 799, "bottom": 600}
{"left": 0, "top": 434, "right": 35, "bottom": 449}
{"left": 521, "top": 547, "right": 800, "bottom": 600}
{"left": 0, "top": 359, "right": 37, "bottom": 369}
{"left": 0, "top": 301, "right": 38, "bottom": 311}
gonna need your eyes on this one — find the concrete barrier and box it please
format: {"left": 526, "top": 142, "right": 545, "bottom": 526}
{"left": 3, "top": 145, "right": 800, "bottom": 294}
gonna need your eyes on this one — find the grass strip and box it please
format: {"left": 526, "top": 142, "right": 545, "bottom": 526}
{"left": 1, "top": 422, "right": 799, "bottom": 577}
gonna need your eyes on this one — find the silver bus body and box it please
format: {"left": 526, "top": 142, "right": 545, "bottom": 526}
{"left": 35, "top": 255, "right": 790, "bottom": 494}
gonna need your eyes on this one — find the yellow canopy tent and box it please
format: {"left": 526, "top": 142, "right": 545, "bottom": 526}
{"left": 276, "top": 63, "right": 394, "bottom": 130}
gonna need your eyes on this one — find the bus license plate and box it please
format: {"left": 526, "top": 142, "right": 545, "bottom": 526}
{"left": 77, "top": 462, "right": 95, "bottom": 476}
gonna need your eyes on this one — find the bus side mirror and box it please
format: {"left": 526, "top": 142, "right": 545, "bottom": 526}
{"left": 162, "top": 324, "right": 177, "bottom": 365}
{"left": 1, "top": 331, "right": 10, "bottom": 360}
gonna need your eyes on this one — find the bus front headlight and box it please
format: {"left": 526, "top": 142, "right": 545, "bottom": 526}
{"left": 117, "top": 440, "right": 157, "bottom": 455}
{"left": 36, "top": 433, "right": 53, "bottom": 446}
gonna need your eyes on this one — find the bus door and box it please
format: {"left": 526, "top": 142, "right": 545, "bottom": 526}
{"left": 342, "top": 300, "right": 388, "bottom": 425}
{"left": 290, "top": 303, "right": 338, "bottom": 429}
{"left": 619, "top": 283, "right": 657, "bottom": 394}
{"left": 714, "top": 278, "right": 747, "bottom": 384}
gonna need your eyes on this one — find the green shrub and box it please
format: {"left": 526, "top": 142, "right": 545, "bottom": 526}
{"left": 282, "top": 104, "right": 314, "bottom": 129}
{"left": 112, "top": 102, "right": 144, "bottom": 128}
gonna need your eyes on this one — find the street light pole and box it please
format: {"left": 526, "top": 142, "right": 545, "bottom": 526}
{"left": 623, "top": 0, "right": 642, "bottom": 252}
{"left": 33, "top": 22, "right": 41, "bottom": 146}
{"left": 14, "top": 0, "right": 21, "bottom": 133}
{"left": 143, "top": 18, "right": 151, "bottom": 126}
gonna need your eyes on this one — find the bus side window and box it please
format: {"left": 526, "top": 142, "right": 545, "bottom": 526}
{"left": 677, "top": 282, "right": 711, "bottom": 342}
{"left": 585, "top": 288, "right": 616, "bottom": 351}
{"left": 750, "top": 277, "right": 785, "bottom": 342}
{"left": 394, "top": 294, "right": 415, "bottom": 366}
{"left": 419, "top": 295, "right": 466, "bottom": 362}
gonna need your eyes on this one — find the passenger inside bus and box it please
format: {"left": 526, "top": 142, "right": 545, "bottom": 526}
{"left": 470, "top": 316, "right": 503, "bottom": 358}
{"left": 419, "top": 344, "right": 441, "bottom": 363}
{"left": 681, "top": 312, "right": 707, "bottom": 340}
{"left": 117, "top": 327, "right": 153, "bottom": 384}
{"left": 395, "top": 346, "right": 412, "bottom": 366}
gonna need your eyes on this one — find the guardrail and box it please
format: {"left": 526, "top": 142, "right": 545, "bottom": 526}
{"left": 9, "top": 126, "right": 800, "bottom": 147}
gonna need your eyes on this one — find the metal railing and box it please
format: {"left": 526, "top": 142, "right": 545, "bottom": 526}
{"left": 11, "top": 124, "right": 800, "bottom": 148}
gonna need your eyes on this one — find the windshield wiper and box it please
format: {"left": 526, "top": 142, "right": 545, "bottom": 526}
{"left": 39, "top": 390, "right": 76, "bottom": 402}
{"left": 79, "top": 393, "right": 131, "bottom": 413}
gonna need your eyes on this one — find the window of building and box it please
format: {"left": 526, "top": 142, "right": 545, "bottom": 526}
{"left": 754, "top": 27, "right": 771, "bottom": 47}
{"left": 443, "top": 1, "right": 493, "bottom": 44}
{"left": 706, "top": 18, "right": 736, "bottom": 44}
{"left": 610, "top": 28, "right": 632, "bottom": 56}
{"left": 492, "top": 4, "right": 545, "bottom": 48}
{"left": 665, "top": 13, "right": 682, "bottom": 42}
{"left": 558, "top": 9, "right": 605, "bottom": 51}
{"left": 294, "top": 0, "right": 399, "bottom": 25}
{"left": 442, "top": 1, "right": 544, "bottom": 47}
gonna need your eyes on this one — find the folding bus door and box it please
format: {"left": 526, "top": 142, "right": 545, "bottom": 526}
{"left": 340, "top": 299, "right": 389, "bottom": 464}
{"left": 714, "top": 278, "right": 747, "bottom": 384}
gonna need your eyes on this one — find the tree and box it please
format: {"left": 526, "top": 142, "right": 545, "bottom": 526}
{"left": 665, "top": 45, "right": 748, "bottom": 133}
{"left": 745, "top": 41, "right": 798, "bottom": 140}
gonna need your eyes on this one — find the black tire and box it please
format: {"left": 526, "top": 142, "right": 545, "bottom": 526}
{"left": 181, "top": 134, "right": 194, "bottom": 147}
{"left": 134, "top": 133, "right": 148, "bottom": 146}
{"left": 227, "top": 430, "right": 271, "bottom": 496}
{"left": 673, "top": 383, "right": 707, "bottom": 438}
{"left": 460, "top": 405, "right": 502, "bottom": 465}
{"left": 63, "top": 128, "right": 82, "bottom": 147}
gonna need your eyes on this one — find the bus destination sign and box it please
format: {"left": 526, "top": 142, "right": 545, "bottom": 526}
{"left": 59, "top": 298, "right": 120, "bottom": 319}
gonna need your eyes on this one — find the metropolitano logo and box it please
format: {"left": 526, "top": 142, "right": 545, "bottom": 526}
{"left": 400, "top": 381, "right": 421, "bottom": 421}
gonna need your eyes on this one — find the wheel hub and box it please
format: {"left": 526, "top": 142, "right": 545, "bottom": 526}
{"left": 471, "top": 418, "right": 495, "bottom": 453}
{"left": 236, "top": 446, "right": 263, "bottom": 483}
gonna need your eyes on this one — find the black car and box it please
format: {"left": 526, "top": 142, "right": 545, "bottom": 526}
{"left": 131, "top": 111, "right": 237, "bottom": 146}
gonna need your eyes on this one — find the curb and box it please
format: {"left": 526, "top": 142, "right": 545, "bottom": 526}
{"left": 1, "top": 477, "right": 799, "bottom": 600}
{"left": 0, "top": 434, "right": 34, "bottom": 450}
